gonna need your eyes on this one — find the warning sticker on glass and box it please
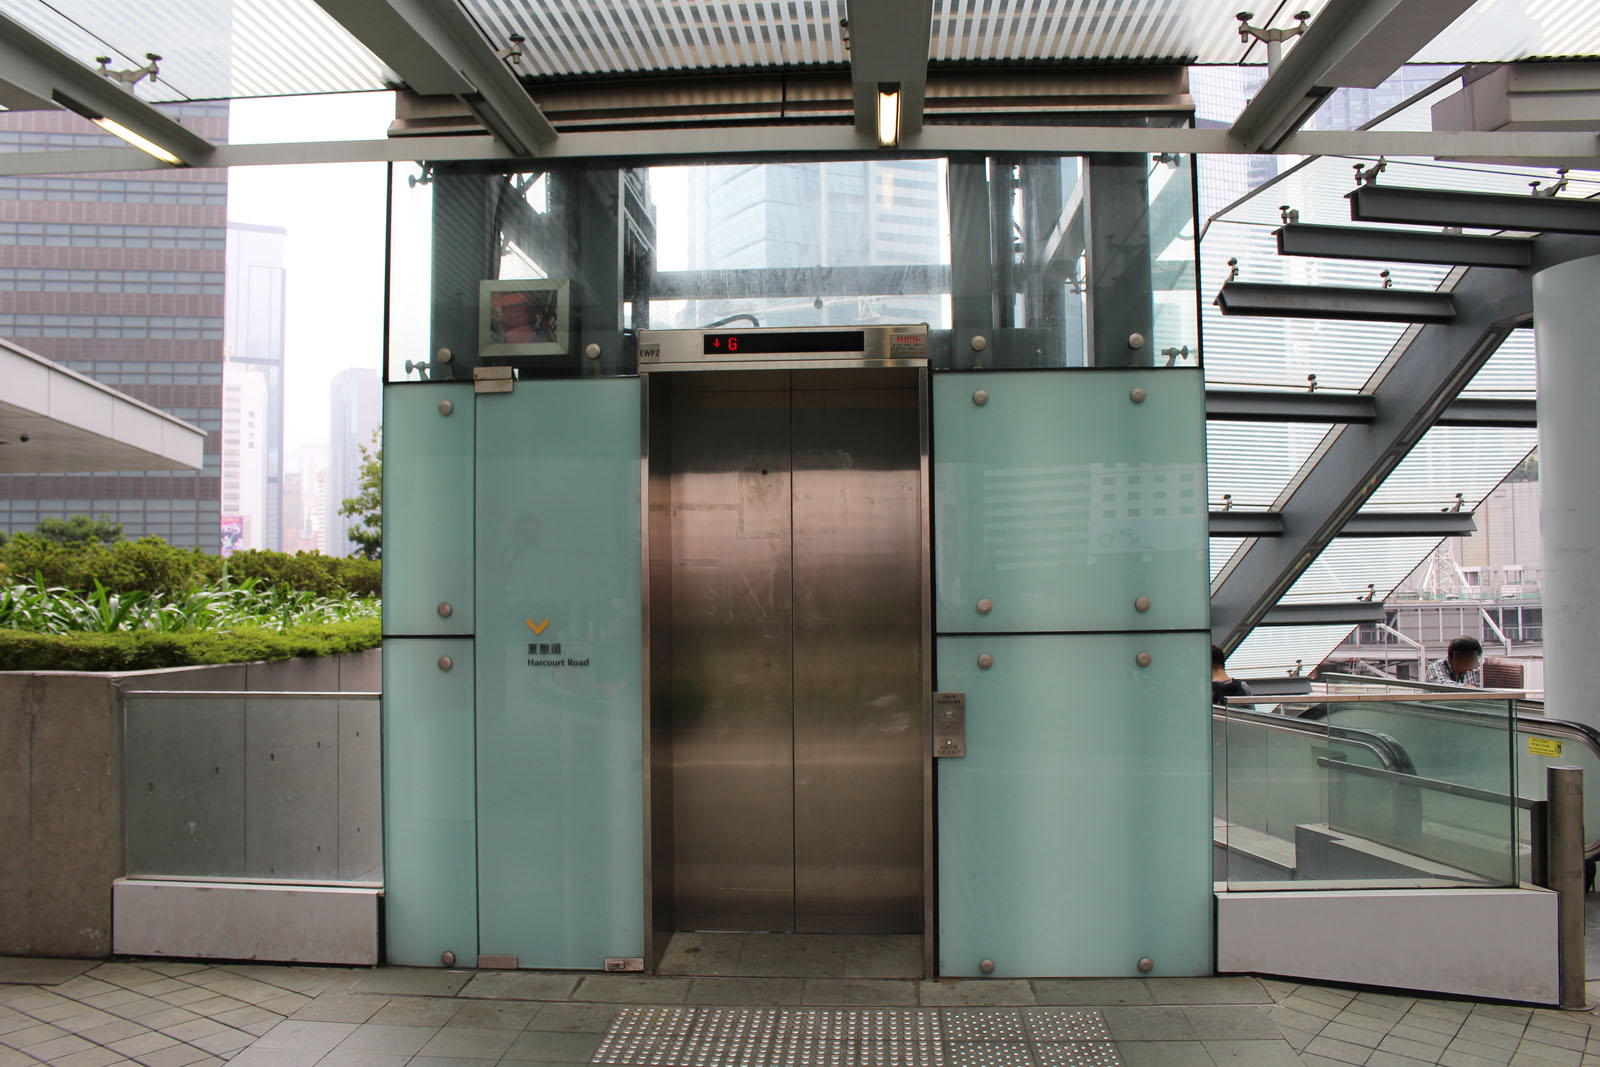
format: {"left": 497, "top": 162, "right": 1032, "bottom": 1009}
{"left": 1529, "top": 736, "right": 1564, "bottom": 758}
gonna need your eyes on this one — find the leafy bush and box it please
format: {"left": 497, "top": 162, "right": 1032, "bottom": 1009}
{"left": 0, "top": 536, "right": 380, "bottom": 598}
{"left": 0, "top": 578, "right": 380, "bottom": 635}
{"left": 0, "top": 619, "right": 381, "bottom": 672}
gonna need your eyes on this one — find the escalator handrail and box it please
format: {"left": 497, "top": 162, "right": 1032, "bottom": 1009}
{"left": 1213, "top": 706, "right": 1416, "bottom": 775}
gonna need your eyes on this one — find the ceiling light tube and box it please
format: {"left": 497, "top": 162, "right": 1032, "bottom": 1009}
{"left": 51, "top": 89, "right": 183, "bottom": 165}
{"left": 877, "top": 83, "right": 900, "bottom": 149}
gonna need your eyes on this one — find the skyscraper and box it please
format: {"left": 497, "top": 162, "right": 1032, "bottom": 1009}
{"left": 327, "top": 368, "right": 379, "bottom": 558}
{"left": 221, "top": 358, "right": 269, "bottom": 550}
{"left": 224, "top": 222, "right": 286, "bottom": 548}
{"left": 0, "top": 103, "right": 227, "bottom": 547}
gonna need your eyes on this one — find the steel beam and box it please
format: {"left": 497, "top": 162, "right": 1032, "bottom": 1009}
{"left": 846, "top": 0, "right": 933, "bottom": 138}
{"left": 1206, "top": 390, "right": 1377, "bottom": 423}
{"left": 1216, "top": 281, "right": 1456, "bottom": 323}
{"left": 1209, "top": 510, "right": 1477, "bottom": 537}
{"left": 311, "top": 0, "right": 556, "bottom": 154}
{"left": 1210, "top": 513, "right": 1287, "bottom": 537}
{"left": 1276, "top": 223, "right": 1533, "bottom": 268}
{"left": 1211, "top": 233, "right": 1600, "bottom": 652}
{"left": 1339, "top": 512, "right": 1477, "bottom": 536}
{"left": 0, "top": 12, "right": 214, "bottom": 166}
{"left": 651, "top": 265, "right": 949, "bottom": 301}
{"left": 1437, "top": 397, "right": 1538, "bottom": 427}
{"left": 1261, "top": 602, "right": 1389, "bottom": 626}
{"left": 2, "top": 126, "right": 1597, "bottom": 178}
{"left": 1229, "top": 0, "right": 1477, "bottom": 152}
{"left": 1350, "top": 183, "right": 1600, "bottom": 236}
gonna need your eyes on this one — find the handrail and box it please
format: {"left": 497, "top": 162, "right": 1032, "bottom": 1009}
{"left": 124, "top": 690, "right": 381, "bottom": 699}
{"left": 1315, "top": 755, "right": 1535, "bottom": 809}
{"left": 1214, "top": 706, "right": 1415, "bottom": 774}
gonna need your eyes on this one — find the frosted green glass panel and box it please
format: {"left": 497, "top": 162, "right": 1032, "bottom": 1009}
{"left": 475, "top": 380, "right": 643, "bottom": 968}
{"left": 382, "top": 637, "right": 477, "bottom": 967}
{"left": 937, "top": 632, "right": 1212, "bottom": 977}
{"left": 933, "top": 370, "right": 1208, "bottom": 633}
{"left": 382, "top": 383, "right": 474, "bottom": 636}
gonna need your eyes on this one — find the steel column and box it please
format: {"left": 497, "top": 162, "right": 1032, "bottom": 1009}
{"left": 948, "top": 160, "right": 996, "bottom": 370}
{"left": 1087, "top": 154, "right": 1154, "bottom": 367}
{"left": 1548, "top": 766, "right": 1587, "bottom": 1009}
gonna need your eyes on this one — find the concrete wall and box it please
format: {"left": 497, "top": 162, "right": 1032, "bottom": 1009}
{"left": 0, "top": 648, "right": 379, "bottom": 959}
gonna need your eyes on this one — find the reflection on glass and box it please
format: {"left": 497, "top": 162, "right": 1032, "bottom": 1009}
{"left": 639, "top": 160, "right": 952, "bottom": 332}
{"left": 1219, "top": 694, "right": 1518, "bottom": 890}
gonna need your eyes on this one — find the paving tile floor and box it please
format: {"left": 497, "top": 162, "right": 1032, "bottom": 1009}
{"left": 3, "top": 954, "right": 1600, "bottom": 1067}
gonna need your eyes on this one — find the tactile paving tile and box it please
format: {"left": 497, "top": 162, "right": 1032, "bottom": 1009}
{"left": 1023, "top": 1010, "right": 1111, "bottom": 1042}
{"left": 943, "top": 1044, "right": 1035, "bottom": 1067}
{"left": 593, "top": 1006, "right": 946, "bottom": 1067}
{"left": 1034, "top": 1043, "right": 1121, "bottom": 1067}
{"left": 941, "top": 1010, "right": 1026, "bottom": 1042}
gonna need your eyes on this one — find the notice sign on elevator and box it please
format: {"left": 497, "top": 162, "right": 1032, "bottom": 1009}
{"left": 525, "top": 617, "right": 590, "bottom": 668}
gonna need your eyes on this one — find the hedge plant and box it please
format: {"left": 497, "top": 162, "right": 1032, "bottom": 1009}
{"left": 0, "top": 536, "right": 380, "bottom": 597}
{"left": 0, "top": 619, "right": 381, "bottom": 672}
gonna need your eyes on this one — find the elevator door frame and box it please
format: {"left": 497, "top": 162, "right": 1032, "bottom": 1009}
{"left": 639, "top": 361, "right": 934, "bottom": 977}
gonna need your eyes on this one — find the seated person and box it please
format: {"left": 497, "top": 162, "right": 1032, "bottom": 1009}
{"left": 1426, "top": 636, "right": 1483, "bottom": 687}
{"left": 1212, "top": 644, "right": 1252, "bottom": 707}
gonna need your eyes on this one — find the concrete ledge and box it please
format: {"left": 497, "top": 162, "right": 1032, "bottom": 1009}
{"left": 113, "top": 879, "right": 380, "bottom": 965}
{"left": 1217, "top": 887, "right": 1558, "bottom": 1004}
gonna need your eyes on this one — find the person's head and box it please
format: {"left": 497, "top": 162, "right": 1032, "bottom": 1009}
{"left": 1212, "top": 644, "right": 1229, "bottom": 677}
{"left": 1447, "top": 636, "right": 1483, "bottom": 674}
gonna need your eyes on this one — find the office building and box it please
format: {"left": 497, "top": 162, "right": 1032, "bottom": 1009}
{"left": 223, "top": 221, "right": 286, "bottom": 548}
{"left": 327, "top": 368, "right": 379, "bottom": 557}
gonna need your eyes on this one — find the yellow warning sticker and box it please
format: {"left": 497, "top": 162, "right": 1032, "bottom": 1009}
{"left": 1529, "top": 737, "right": 1564, "bottom": 758}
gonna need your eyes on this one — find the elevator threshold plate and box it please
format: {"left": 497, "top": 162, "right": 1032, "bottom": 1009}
{"left": 591, "top": 1006, "right": 1118, "bottom": 1067}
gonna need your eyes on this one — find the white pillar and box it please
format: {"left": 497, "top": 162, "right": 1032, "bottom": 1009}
{"left": 1533, "top": 255, "right": 1600, "bottom": 726}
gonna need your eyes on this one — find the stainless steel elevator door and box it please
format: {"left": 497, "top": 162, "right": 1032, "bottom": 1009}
{"left": 664, "top": 371, "right": 923, "bottom": 935}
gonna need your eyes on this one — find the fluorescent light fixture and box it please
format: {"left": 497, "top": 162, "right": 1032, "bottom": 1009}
{"left": 877, "top": 84, "right": 900, "bottom": 148}
{"left": 50, "top": 89, "right": 183, "bottom": 165}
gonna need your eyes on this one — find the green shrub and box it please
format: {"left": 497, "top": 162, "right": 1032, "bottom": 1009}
{"left": 0, "top": 619, "right": 381, "bottom": 672}
{"left": 0, "top": 536, "right": 379, "bottom": 597}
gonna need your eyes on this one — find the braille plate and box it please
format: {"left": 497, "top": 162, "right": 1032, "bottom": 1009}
{"left": 1023, "top": 1011, "right": 1112, "bottom": 1042}
{"left": 592, "top": 1007, "right": 1117, "bottom": 1066}
{"left": 1035, "top": 1043, "right": 1120, "bottom": 1066}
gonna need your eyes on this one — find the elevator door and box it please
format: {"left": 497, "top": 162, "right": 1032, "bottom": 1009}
{"left": 665, "top": 371, "right": 923, "bottom": 934}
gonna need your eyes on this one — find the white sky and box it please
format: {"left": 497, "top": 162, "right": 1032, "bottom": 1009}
{"left": 226, "top": 92, "right": 394, "bottom": 467}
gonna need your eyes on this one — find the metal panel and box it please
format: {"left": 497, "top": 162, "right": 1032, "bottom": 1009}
{"left": 338, "top": 698, "right": 383, "bottom": 882}
{"left": 664, "top": 381, "right": 796, "bottom": 932}
{"left": 112, "top": 880, "right": 379, "bottom": 965}
{"left": 123, "top": 695, "right": 246, "bottom": 879}
{"left": 791, "top": 376, "right": 923, "bottom": 934}
{"left": 244, "top": 697, "right": 339, "bottom": 880}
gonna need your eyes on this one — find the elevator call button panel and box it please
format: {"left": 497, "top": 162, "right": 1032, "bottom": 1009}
{"left": 934, "top": 692, "right": 966, "bottom": 758}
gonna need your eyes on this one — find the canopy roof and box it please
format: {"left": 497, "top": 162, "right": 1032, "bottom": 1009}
{"left": 1, "top": 0, "right": 1597, "bottom": 104}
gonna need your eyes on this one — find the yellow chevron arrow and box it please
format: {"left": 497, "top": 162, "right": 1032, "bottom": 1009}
{"left": 527, "top": 617, "right": 550, "bottom": 635}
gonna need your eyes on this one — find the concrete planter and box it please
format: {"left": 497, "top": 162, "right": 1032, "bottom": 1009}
{"left": 0, "top": 648, "right": 379, "bottom": 958}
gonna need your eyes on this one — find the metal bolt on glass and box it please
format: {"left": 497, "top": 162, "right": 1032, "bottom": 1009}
{"left": 441, "top": 950, "right": 456, "bottom": 967}
{"left": 1134, "top": 596, "right": 1151, "bottom": 613}
{"left": 1130, "top": 387, "right": 1147, "bottom": 404}
{"left": 970, "top": 334, "right": 988, "bottom": 351}
{"left": 1127, "top": 331, "right": 1146, "bottom": 349}
{"left": 1135, "top": 651, "right": 1152, "bottom": 667}
{"left": 437, "top": 602, "right": 453, "bottom": 618}
{"left": 438, "top": 655, "right": 453, "bottom": 671}
{"left": 977, "top": 653, "right": 994, "bottom": 669}
{"left": 979, "top": 959, "right": 996, "bottom": 974}
{"left": 976, "top": 598, "right": 993, "bottom": 615}
{"left": 438, "top": 399, "right": 453, "bottom": 416}
{"left": 973, "top": 389, "right": 988, "bottom": 406}
{"left": 1138, "top": 957, "right": 1154, "bottom": 973}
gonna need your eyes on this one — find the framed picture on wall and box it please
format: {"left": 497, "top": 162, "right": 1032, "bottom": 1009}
{"left": 479, "top": 278, "right": 571, "bottom": 359}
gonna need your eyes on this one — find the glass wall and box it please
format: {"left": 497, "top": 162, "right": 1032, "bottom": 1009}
{"left": 385, "top": 153, "right": 1199, "bottom": 381}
